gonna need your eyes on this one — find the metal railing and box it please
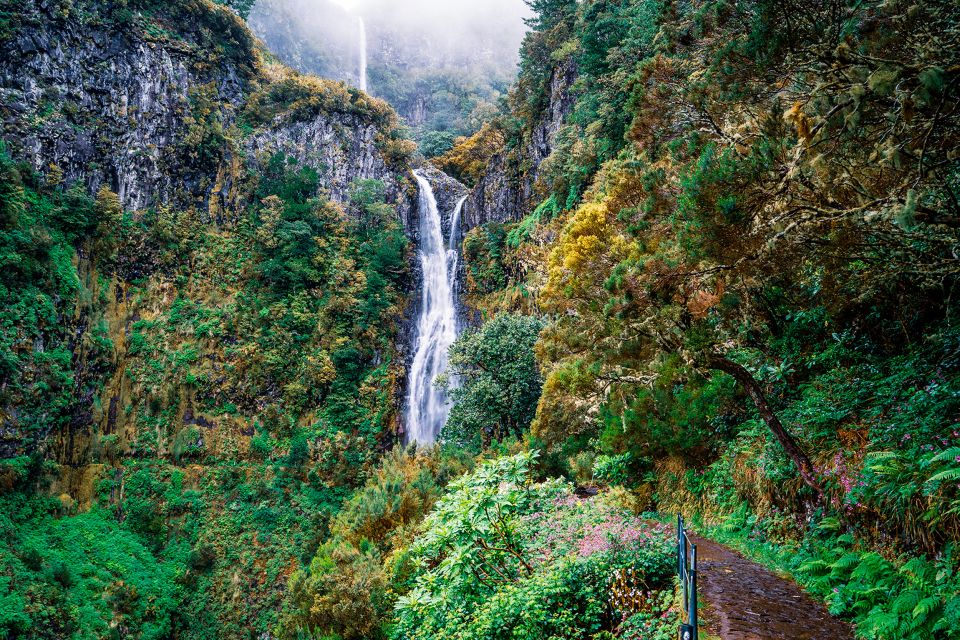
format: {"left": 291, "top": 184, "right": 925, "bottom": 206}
{"left": 678, "top": 515, "right": 699, "bottom": 640}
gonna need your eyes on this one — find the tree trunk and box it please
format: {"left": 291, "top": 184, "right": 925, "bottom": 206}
{"left": 706, "top": 354, "right": 823, "bottom": 497}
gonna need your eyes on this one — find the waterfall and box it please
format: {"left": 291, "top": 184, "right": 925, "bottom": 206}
{"left": 448, "top": 196, "right": 467, "bottom": 309}
{"left": 406, "top": 173, "right": 461, "bottom": 445}
{"left": 358, "top": 17, "right": 368, "bottom": 92}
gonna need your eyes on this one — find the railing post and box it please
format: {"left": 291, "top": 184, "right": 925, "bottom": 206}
{"left": 678, "top": 515, "right": 698, "bottom": 640}
{"left": 678, "top": 514, "right": 686, "bottom": 607}
{"left": 678, "top": 515, "right": 684, "bottom": 576}
{"left": 690, "top": 544, "right": 698, "bottom": 640}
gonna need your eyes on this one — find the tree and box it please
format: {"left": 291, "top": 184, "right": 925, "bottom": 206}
{"left": 535, "top": 193, "right": 827, "bottom": 498}
{"left": 286, "top": 539, "right": 389, "bottom": 640}
{"left": 442, "top": 314, "right": 546, "bottom": 449}
{"left": 523, "top": 0, "right": 577, "bottom": 31}
{"left": 433, "top": 123, "right": 506, "bottom": 187}
{"left": 417, "top": 130, "right": 457, "bottom": 159}
{"left": 530, "top": 0, "right": 960, "bottom": 504}
{"left": 392, "top": 452, "right": 565, "bottom": 638}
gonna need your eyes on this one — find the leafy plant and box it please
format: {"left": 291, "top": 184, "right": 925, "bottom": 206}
{"left": 392, "top": 452, "right": 676, "bottom": 640}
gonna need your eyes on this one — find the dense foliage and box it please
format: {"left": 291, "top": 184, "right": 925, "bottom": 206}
{"left": 284, "top": 446, "right": 473, "bottom": 639}
{"left": 0, "top": 1, "right": 417, "bottom": 635}
{"left": 4, "top": 0, "right": 960, "bottom": 638}
{"left": 441, "top": 314, "right": 545, "bottom": 449}
{"left": 0, "top": 151, "right": 113, "bottom": 458}
{"left": 432, "top": 123, "right": 507, "bottom": 187}
{"left": 0, "top": 492, "right": 181, "bottom": 639}
{"left": 392, "top": 452, "right": 678, "bottom": 640}
{"left": 448, "top": 0, "right": 960, "bottom": 637}
{"left": 0, "top": 142, "right": 413, "bottom": 636}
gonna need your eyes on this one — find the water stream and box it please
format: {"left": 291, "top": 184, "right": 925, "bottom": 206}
{"left": 448, "top": 196, "right": 467, "bottom": 310}
{"left": 358, "top": 17, "right": 368, "bottom": 92}
{"left": 405, "top": 174, "right": 461, "bottom": 445}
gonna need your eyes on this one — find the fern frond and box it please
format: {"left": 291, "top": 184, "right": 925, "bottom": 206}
{"left": 900, "top": 557, "right": 935, "bottom": 585}
{"left": 912, "top": 596, "right": 941, "bottom": 621}
{"left": 816, "top": 516, "right": 841, "bottom": 532}
{"left": 926, "top": 468, "right": 960, "bottom": 485}
{"left": 800, "top": 559, "right": 831, "bottom": 575}
{"left": 831, "top": 552, "right": 861, "bottom": 576}
{"left": 892, "top": 590, "right": 921, "bottom": 614}
{"left": 930, "top": 447, "right": 960, "bottom": 464}
{"left": 852, "top": 553, "right": 890, "bottom": 583}
{"left": 865, "top": 451, "right": 899, "bottom": 463}
{"left": 860, "top": 610, "right": 900, "bottom": 636}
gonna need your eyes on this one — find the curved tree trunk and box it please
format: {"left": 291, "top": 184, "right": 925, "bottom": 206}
{"left": 706, "top": 354, "right": 823, "bottom": 498}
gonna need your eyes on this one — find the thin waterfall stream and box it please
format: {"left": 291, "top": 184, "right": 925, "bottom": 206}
{"left": 405, "top": 173, "right": 462, "bottom": 445}
{"left": 358, "top": 17, "right": 368, "bottom": 91}
{"left": 448, "top": 196, "right": 467, "bottom": 311}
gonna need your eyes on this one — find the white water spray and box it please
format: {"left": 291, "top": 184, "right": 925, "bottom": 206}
{"left": 406, "top": 174, "right": 461, "bottom": 445}
{"left": 358, "top": 17, "right": 368, "bottom": 92}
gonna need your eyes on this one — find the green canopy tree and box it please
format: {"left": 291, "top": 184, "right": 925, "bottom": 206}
{"left": 442, "top": 314, "right": 546, "bottom": 449}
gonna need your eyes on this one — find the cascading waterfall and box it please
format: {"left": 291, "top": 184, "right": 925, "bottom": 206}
{"left": 358, "top": 17, "right": 368, "bottom": 92}
{"left": 405, "top": 174, "right": 461, "bottom": 445}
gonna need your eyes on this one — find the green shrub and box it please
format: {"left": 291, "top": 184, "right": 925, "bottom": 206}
{"left": 594, "top": 453, "right": 632, "bottom": 487}
{"left": 392, "top": 452, "right": 677, "bottom": 640}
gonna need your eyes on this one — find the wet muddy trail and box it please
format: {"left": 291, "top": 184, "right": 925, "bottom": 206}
{"left": 689, "top": 535, "right": 855, "bottom": 640}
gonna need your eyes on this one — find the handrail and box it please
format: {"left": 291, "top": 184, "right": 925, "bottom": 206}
{"left": 678, "top": 515, "right": 699, "bottom": 640}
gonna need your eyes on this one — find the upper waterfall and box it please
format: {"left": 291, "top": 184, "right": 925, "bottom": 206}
{"left": 405, "top": 173, "right": 461, "bottom": 445}
{"left": 358, "top": 17, "right": 368, "bottom": 92}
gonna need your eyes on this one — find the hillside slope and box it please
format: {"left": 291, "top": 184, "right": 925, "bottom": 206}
{"left": 443, "top": 0, "right": 960, "bottom": 637}
{"left": 0, "top": 1, "right": 422, "bottom": 636}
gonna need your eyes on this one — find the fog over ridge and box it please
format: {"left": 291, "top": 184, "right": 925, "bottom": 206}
{"left": 249, "top": 0, "right": 532, "bottom": 138}
{"left": 251, "top": 0, "right": 531, "bottom": 76}
{"left": 331, "top": 0, "right": 531, "bottom": 40}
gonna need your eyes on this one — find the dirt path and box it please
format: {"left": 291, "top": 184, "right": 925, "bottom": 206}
{"left": 689, "top": 534, "right": 854, "bottom": 640}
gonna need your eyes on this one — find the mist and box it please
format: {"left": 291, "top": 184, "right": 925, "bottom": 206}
{"left": 250, "top": 0, "right": 532, "bottom": 139}
{"left": 250, "top": 0, "right": 531, "bottom": 78}
{"left": 349, "top": 0, "right": 531, "bottom": 52}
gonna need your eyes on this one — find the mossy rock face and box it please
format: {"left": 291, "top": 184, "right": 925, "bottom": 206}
{"left": 0, "top": 0, "right": 413, "bottom": 218}
{"left": 0, "top": 0, "right": 420, "bottom": 464}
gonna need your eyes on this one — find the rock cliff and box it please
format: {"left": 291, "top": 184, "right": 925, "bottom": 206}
{"left": 0, "top": 0, "right": 414, "bottom": 219}
{"left": 0, "top": 0, "right": 418, "bottom": 465}
{"left": 460, "top": 57, "right": 577, "bottom": 229}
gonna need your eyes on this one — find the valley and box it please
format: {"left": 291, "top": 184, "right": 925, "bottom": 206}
{"left": 0, "top": 1, "right": 958, "bottom": 639}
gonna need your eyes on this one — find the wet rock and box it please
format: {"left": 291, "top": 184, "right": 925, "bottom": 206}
{"left": 416, "top": 162, "right": 468, "bottom": 240}
{"left": 246, "top": 112, "right": 413, "bottom": 220}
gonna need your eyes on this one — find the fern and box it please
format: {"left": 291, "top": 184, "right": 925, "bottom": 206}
{"left": 940, "top": 594, "right": 960, "bottom": 630}
{"left": 860, "top": 610, "right": 900, "bottom": 638}
{"left": 929, "top": 447, "right": 960, "bottom": 465}
{"left": 799, "top": 558, "right": 831, "bottom": 575}
{"left": 851, "top": 553, "right": 890, "bottom": 583}
{"left": 900, "top": 557, "right": 935, "bottom": 587}
{"left": 926, "top": 468, "right": 960, "bottom": 485}
{"left": 816, "top": 516, "right": 842, "bottom": 532}
{"left": 911, "top": 596, "right": 941, "bottom": 622}
{"left": 831, "top": 552, "right": 861, "bottom": 575}
{"left": 891, "top": 589, "right": 921, "bottom": 615}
